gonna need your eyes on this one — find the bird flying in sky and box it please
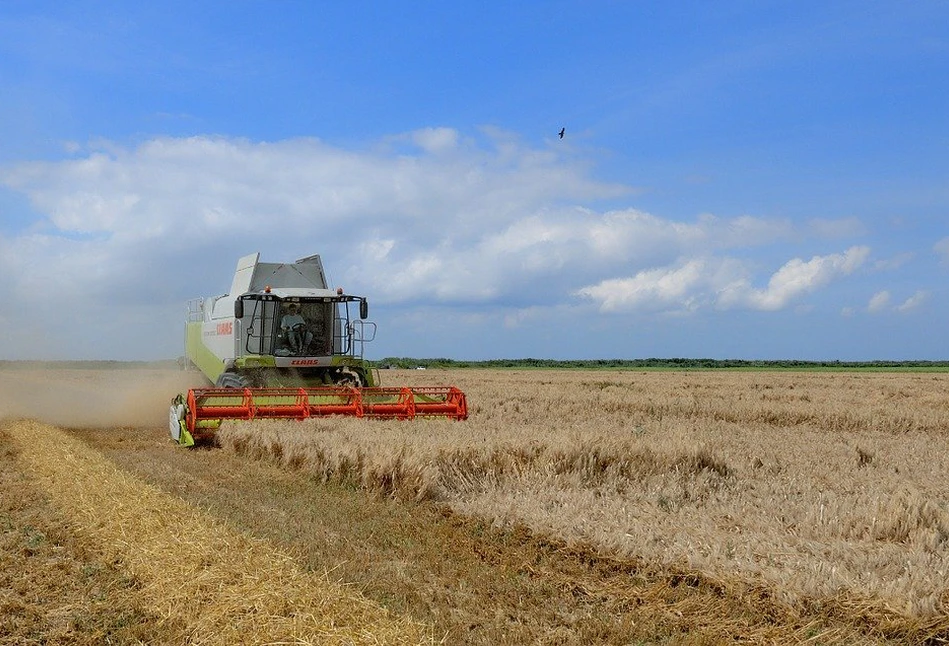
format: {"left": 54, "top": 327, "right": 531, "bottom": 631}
{"left": 558, "top": 127, "right": 565, "bottom": 139}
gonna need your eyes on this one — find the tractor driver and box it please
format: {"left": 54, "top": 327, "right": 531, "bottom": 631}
{"left": 280, "top": 302, "right": 312, "bottom": 355}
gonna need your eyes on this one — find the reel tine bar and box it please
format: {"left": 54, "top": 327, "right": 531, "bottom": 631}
{"left": 407, "top": 386, "right": 468, "bottom": 419}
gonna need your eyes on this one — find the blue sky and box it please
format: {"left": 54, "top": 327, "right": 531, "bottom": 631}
{"left": 1, "top": 1, "right": 947, "bottom": 361}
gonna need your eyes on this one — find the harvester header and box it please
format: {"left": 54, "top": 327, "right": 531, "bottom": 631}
{"left": 169, "top": 252, "right": 468, "bottom": 446}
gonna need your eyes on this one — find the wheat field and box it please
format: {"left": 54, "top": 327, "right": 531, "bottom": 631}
{"left": 220, "top": 368, "right": 949, "bottom": 630}
{"left": 3, "top": 364, "right": 948, "bottom": 643}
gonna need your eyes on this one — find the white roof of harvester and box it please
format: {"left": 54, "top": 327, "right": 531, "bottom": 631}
{"left": 229, "top": 252, "right": 331, "bottom": 297}
{"left": 259, "top": 287, "right": 341, "bottom": 299}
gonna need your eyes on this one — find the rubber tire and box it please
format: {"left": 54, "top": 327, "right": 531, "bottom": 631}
{"left": 216, "top": 372, "right": 252, "bottom": 389}
{"left": 334, "top": 368, "right": 366, "bottom": 388}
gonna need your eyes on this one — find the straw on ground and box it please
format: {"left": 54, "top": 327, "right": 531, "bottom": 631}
{"left": 5, "top": 419, "right": 431, "bottom": 646}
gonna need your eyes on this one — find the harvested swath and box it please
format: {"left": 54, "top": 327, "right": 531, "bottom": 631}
{"left": 0, "top": 435, "right": 168, "bottom": 644}
{"left": 217, "top": 368, "right": 949, "bottom": 638}
{"left": 5, "top": 419, "right": 431, "bottom": 646}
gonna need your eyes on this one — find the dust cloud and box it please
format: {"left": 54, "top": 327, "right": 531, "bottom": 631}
{"left": 0, "top": 367, "right": 208, "bottom": 429}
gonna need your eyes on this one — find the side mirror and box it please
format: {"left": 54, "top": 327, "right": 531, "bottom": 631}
{"left": 234, "top": 299, "right": 244, "bottom": 319}
{"left": 359, "top": 299, "right": 369, "bottom": 320}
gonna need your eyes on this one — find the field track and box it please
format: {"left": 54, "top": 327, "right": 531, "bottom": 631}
{"left": 2, "top": 365, "right": 949, "bottom": 644}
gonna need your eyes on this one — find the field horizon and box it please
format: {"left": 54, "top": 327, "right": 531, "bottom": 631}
{"left": 3, "top": 357, "right": 949, "bottom": 369}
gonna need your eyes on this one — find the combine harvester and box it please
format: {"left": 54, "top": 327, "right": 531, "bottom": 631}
{"left": 169, "top": 253, "right": 467, "bottom": 446}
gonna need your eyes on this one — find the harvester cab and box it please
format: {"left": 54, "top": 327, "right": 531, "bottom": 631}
{"left": 234, "top": 288, "right": 374, "bottom": 376}
{"left": 169, "top": 252, "right": 467, "bottom": 447}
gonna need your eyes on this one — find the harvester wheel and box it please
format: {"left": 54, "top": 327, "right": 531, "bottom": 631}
{"left": 334, "top": 367, "right": 366, "bottom": 388}
{"left": 216, "top": 372, "right": 252, "bottom": 389}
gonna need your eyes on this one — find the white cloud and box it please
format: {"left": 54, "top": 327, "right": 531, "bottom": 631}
{"left": 577, "top": 247, "right": 870, "bottom": 314}
{"left": 0, "top": 131, "right": 884, "bottom": 359}
{"left": 864, "top": 289, "right": 927, "bottom": 314}
{"left": 585, "top": 210, "right": 700, "bottom": 261}
{"left": 481, "top": 215, "right": 575, "bottom": 256}
{"left": 897, "top": 290, "right": 927, "bottom": 312}
{"left": 873, "top": 252, "right": 914, "bottom": 271}
{"left": 359, "top": 238, "right": 395, "bottom": 260}
{"left": 410, "top": 127, "right": 459, "bottom": 153}
{"left": 737, "top": 246, "right": 870, "bottom": 311}
{"left": 583, "top": 210, "right": 794, "bottom": 262}
{"left": 575, "top": 260, "right": 708, "bottom": 313}
{"left": 935, "top": 237, "right": 949, "bottom": 264}
{"left": 867, "top": 290, "right": 891, "bottom": 313}
{"left": 575, "top": 257, "right": 750, "bottom": 313}
{"left": 350, "top": 205, "right": 804, "bottom": 307}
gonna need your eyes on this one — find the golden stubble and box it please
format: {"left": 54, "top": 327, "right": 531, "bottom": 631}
{"left": 219, "top": 368, "right": 949, "bottom": 621}
{"left": 4, "top": 418, "right": 431, "bottom": 645}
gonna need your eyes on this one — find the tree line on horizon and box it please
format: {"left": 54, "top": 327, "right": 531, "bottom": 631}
{"left": 374, "top": 357, "right": 949, "bottom": 370}
{"left": 1, "top": 357, "right": 947, "bottom": 371}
